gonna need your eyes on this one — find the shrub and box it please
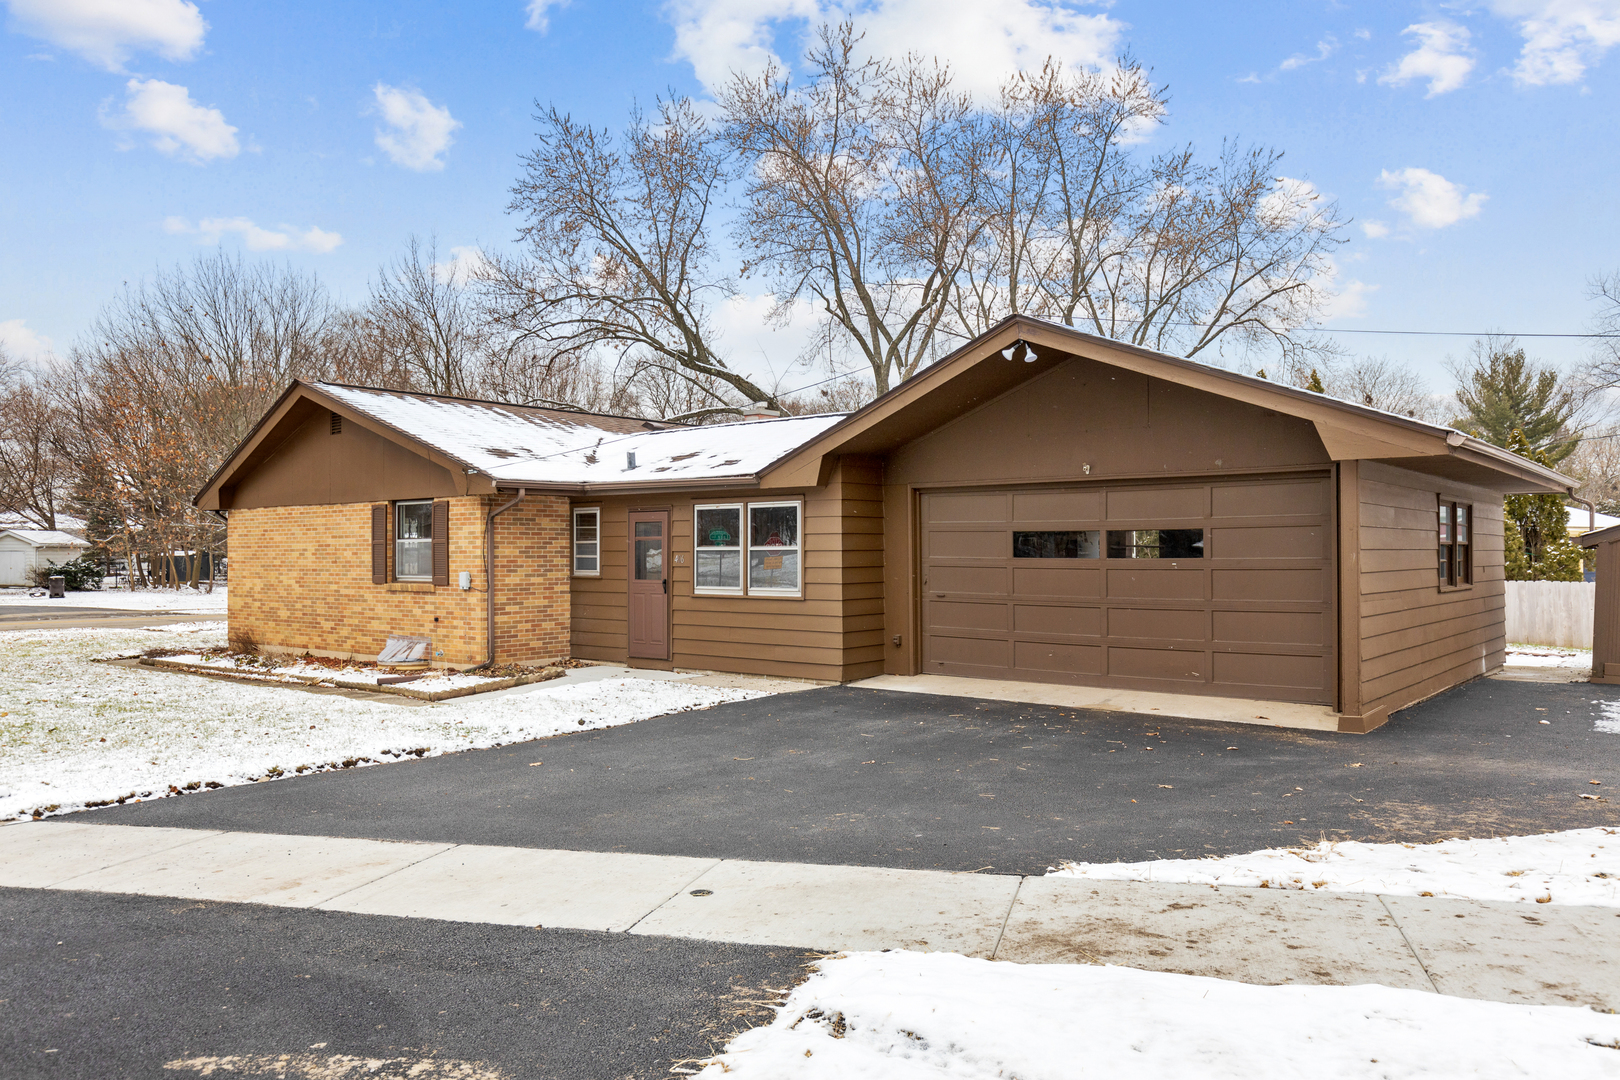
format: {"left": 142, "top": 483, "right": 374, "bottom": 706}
{"left": 27, "top": 554, "right": 104, "bottom": 591}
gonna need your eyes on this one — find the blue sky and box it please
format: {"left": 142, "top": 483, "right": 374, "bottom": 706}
{"left": 2, "top": 0, "right": 1617, "bottom": 393}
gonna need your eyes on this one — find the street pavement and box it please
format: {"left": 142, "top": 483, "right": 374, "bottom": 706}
{"left": 0, "top": 882, "right": 805, "bottom": 1080}
{"left": 86, "top": 677, "right": 1620, "bottom": 875}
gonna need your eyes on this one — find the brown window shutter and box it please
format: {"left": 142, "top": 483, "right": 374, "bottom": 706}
{"left": 371, "top": 504, "right": 388, "bottom": 584}
{"left": 431, "top": 500, "right": 450, "bottom": 586}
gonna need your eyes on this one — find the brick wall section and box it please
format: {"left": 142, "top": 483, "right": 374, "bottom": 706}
{"left": 227, "top": 494, "right": 570, "bottom": 666}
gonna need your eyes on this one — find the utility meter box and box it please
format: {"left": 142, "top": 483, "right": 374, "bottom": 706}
{"left": 458, "top": 571, "right": 471, "bottom": 590}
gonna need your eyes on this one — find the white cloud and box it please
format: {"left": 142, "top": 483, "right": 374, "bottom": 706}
{"left": 665, "top": 0, "right": 1126, "bottom": 100}
{"left": 1360, "top": 219, "right": 1391, "bottom": 239}
{"left": 1378, "top": 21, "right": 1476, "bottom": 95}
{"left": 372, "top": 83, "right": 461, "bottom": 171}
{"left": 524, "top": 0, "right": 572, "bottom": 32}
{"left": 433, "top": 245, "right": 493, "bottom": 286}
{"left": 0, "top": 318, "right": 54, "bottom": 361}
{"left": 1280, "top": 35, "right": 1338, "bottom": 71}
{"left": 1320, "top": 275, "right": 1377, "bottom": 322}
{"left": 1377, "top": 168, "right": 1487, "bottom": 229}
{"left": 1491, "top": 0, "right": 1620, "bottom": 85}
{"left": 164, "top": 216, "right": 343, "bottom": 253}
{"left": 104, "top": 78, "right": 238, "bottom": 162}
{"left": 4, "top": 0, "right": 205, "bottom": 71}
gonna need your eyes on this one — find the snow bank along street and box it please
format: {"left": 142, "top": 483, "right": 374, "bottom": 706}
{"left": 696, "top": 951, "right": 1620, "bottom": 1080}
{"left": 0, "top": 623, "right": 762, "bottom": 821}
{"left": 1052, "top": 828, "right": 1620, "bottom": 907}
{"left": 0, "top": 586, "right": 228, "bottom": 614}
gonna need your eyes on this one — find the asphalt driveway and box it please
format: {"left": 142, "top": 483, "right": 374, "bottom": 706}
{"left": 86, "top": 677, "right": 1620, "bottom": 875}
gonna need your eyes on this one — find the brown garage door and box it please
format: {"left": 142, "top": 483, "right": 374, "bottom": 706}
{"left": 920, "top": 475, "right": 1334, "bottom": 704}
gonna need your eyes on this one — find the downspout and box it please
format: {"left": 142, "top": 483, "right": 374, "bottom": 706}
{"left": 1571, "top": 493, "right": 1596, "bottom": 531}
{"left": 471, "top": 488, "right": 525, "bottom": 672}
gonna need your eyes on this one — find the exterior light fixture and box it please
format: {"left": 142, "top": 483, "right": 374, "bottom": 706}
{"left": 1001, "top": 339, "right": 1037, "bottom": 363}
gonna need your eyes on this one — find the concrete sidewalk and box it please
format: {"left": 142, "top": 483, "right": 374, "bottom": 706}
{"left": 4, "top": 820, "right": 1617, "bottom": 1012}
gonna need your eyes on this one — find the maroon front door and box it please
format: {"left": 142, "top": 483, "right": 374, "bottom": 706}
{"left": 628, "top": 511, "right": 670, "bottom": 660}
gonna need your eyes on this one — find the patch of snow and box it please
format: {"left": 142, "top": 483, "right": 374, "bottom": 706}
{"left": 319, "top": 383, "right": 844, "bottom": 486}
{"left": 0, "top": 585, "right": 227, "bottom": 614}
{"left": 1596, "top": 699, "right": 1620, "bottom": 736}
{"left": 1505, "top": 645, "right": 1592, "bottom": 670}
{"left": 1048, "top": 829, "right": 1620, "bottom": 906}
{"left": 0, "top": 624, "right": 762, "bottom": 821}
{"left": 698, "top": 951, "right": 1620, "bottom": 1080}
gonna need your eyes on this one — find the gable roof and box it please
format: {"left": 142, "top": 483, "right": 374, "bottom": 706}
{"left": 199, "top": 316, "right": 1576, "bottom": 508}
{"left": 196, "top": 380, "right": 846, "bottom": 506}
{"left": 1, "top": 529, "right": 89, "bottom": 547}
{"left": 760, "top": 316, "right": 1576, "bottom": 494}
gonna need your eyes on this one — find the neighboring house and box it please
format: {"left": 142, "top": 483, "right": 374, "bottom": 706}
{"left": 0, "top": 529, "right": 90, "bottom": 587}
{"left": 197, "top": 316, "right": 1575, "bottom": 732}
{"left": 1567, "top": 506, "right": 1620, "bottom": 540}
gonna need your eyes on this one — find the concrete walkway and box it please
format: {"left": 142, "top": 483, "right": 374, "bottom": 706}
{"left": 851, "top": 673, "right": 1342, "bottom": 732}
{"left": 5, "top": 820, "right": 1617, "bottom": 1012}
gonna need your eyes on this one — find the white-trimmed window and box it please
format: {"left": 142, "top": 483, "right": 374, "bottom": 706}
{"left": 694, "top": 504, "right": 743, "bottom": 592}
{"left": 573, "top": 507, "right": 600, "bottom": 575}
{"left": 394, "top": 500, "right": 434, "bottom": 581}
{"left": 747, "top": 501, "right": 801, "bottom": 594}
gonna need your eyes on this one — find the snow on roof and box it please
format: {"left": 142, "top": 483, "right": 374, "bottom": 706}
{"left": 1566, "top": 506, "right": 1620, "bottom": 532}
{"left": 1, "top": 529, "right": 90, "bottom": 547}
{"left": 319, "top": 383, "right": 846, "bottom": 487}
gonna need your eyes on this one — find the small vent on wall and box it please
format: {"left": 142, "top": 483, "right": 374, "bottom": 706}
{"left": 330, "top": 412, "right": 343, "bottom": 435}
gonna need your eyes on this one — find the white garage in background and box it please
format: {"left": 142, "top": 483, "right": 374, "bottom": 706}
{"left": 0, "top": 529, "right": 90, "bottom": 587}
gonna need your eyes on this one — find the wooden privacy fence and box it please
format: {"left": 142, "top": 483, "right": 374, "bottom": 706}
{"left": 1504, "top": 580, "right": 1595, "bottom": 648}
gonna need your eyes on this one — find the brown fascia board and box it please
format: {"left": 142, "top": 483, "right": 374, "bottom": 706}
{"left": 759, "top": 315, "right": 1578, "bottom": 493}
{"left": 1579, "top": 522, "right": 1620, "bottom": 549}
{"left": 194, "top": 381, "right": 495, "bottom": 509}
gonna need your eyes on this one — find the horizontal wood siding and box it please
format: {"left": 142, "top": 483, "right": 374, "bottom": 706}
{"left": 1358, "top": 461, "right": 1505, "bottom": 716}
{"left": 568, "top": 454, "right": 885, "bottom": 681}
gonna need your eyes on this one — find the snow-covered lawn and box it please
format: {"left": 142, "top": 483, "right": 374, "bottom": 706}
{"left": 0, "top": 585, "right": 228, "bottom": 614}
{"left": 698, "top": 951, "right": 1620, "bottom": 1079}
{"left": 0, "top": 623, "right": 762, "bottom": 821}
{"left": 1504, "top": 644, "right": 1592, "bottom": 670}
{"left": 1050, "top": 828, "right": 1620, "bottom": 907}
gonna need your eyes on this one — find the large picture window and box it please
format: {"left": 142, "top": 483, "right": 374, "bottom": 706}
{"left": 748, "top": 502, "right": 801, "bottom": 592}
{"left": 394, "top": 500, "right": 433, "bottom": 581}
{"left": 573, "top": 508, "right": 600, "bottom": 575}
{"left": 694, "top": 504, "right": 743, "bottom": 592}
{"left": 1439, "top": 500, "right": 1472, "bottom": 587}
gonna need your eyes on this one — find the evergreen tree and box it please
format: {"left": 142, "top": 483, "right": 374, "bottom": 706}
{"left": 1503, "top": 430, "right": 1583, "bottom": 581}
{"left": 1454, "top": 339, "right": 1580, "bottom": 463}
{"left": 1306, "top": 368, "right": 1325, "bottom": 393}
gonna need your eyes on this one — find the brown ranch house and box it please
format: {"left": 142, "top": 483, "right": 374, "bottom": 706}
{"left": 197, "top": 317, "right": 1576, "bottom": 733}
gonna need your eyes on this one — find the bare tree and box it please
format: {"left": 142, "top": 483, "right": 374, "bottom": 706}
{"left": 1588, "top": 269, "right": 1620, "bottom": 387}
{"left": 0, "top": 348, "right": 66, "bottom": 529}
{"left": 721, "top": 24, "right": 993, "bottom": 394}
{"left": 1326, "top": 356, "right": 1443, "bottom": 421}
{"left": 362, "top": 235, "right": 491, "bottom": 398}
{"left": 496, "top": 95, "right": 777, "bottom": 409}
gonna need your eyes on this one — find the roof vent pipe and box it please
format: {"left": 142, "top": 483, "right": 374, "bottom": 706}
{"left": 626, "top": 451, "right": 637, "bottom": 470}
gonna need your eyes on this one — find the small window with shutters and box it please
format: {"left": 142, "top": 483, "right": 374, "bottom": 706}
{"left": 394, "top": 500, "right": 434, "bottom": 581}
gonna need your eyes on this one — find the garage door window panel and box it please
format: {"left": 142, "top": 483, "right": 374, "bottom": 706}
{"left": 1014, "top": 530, "right": 1100, "bottom": 559}
{"left": 1106, "top": 529, "right": 1204, "bottom": 559}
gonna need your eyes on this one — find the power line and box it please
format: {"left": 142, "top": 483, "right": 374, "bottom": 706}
{"left": 1310, "top": 328, "right": 1616, "bottom": 339}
